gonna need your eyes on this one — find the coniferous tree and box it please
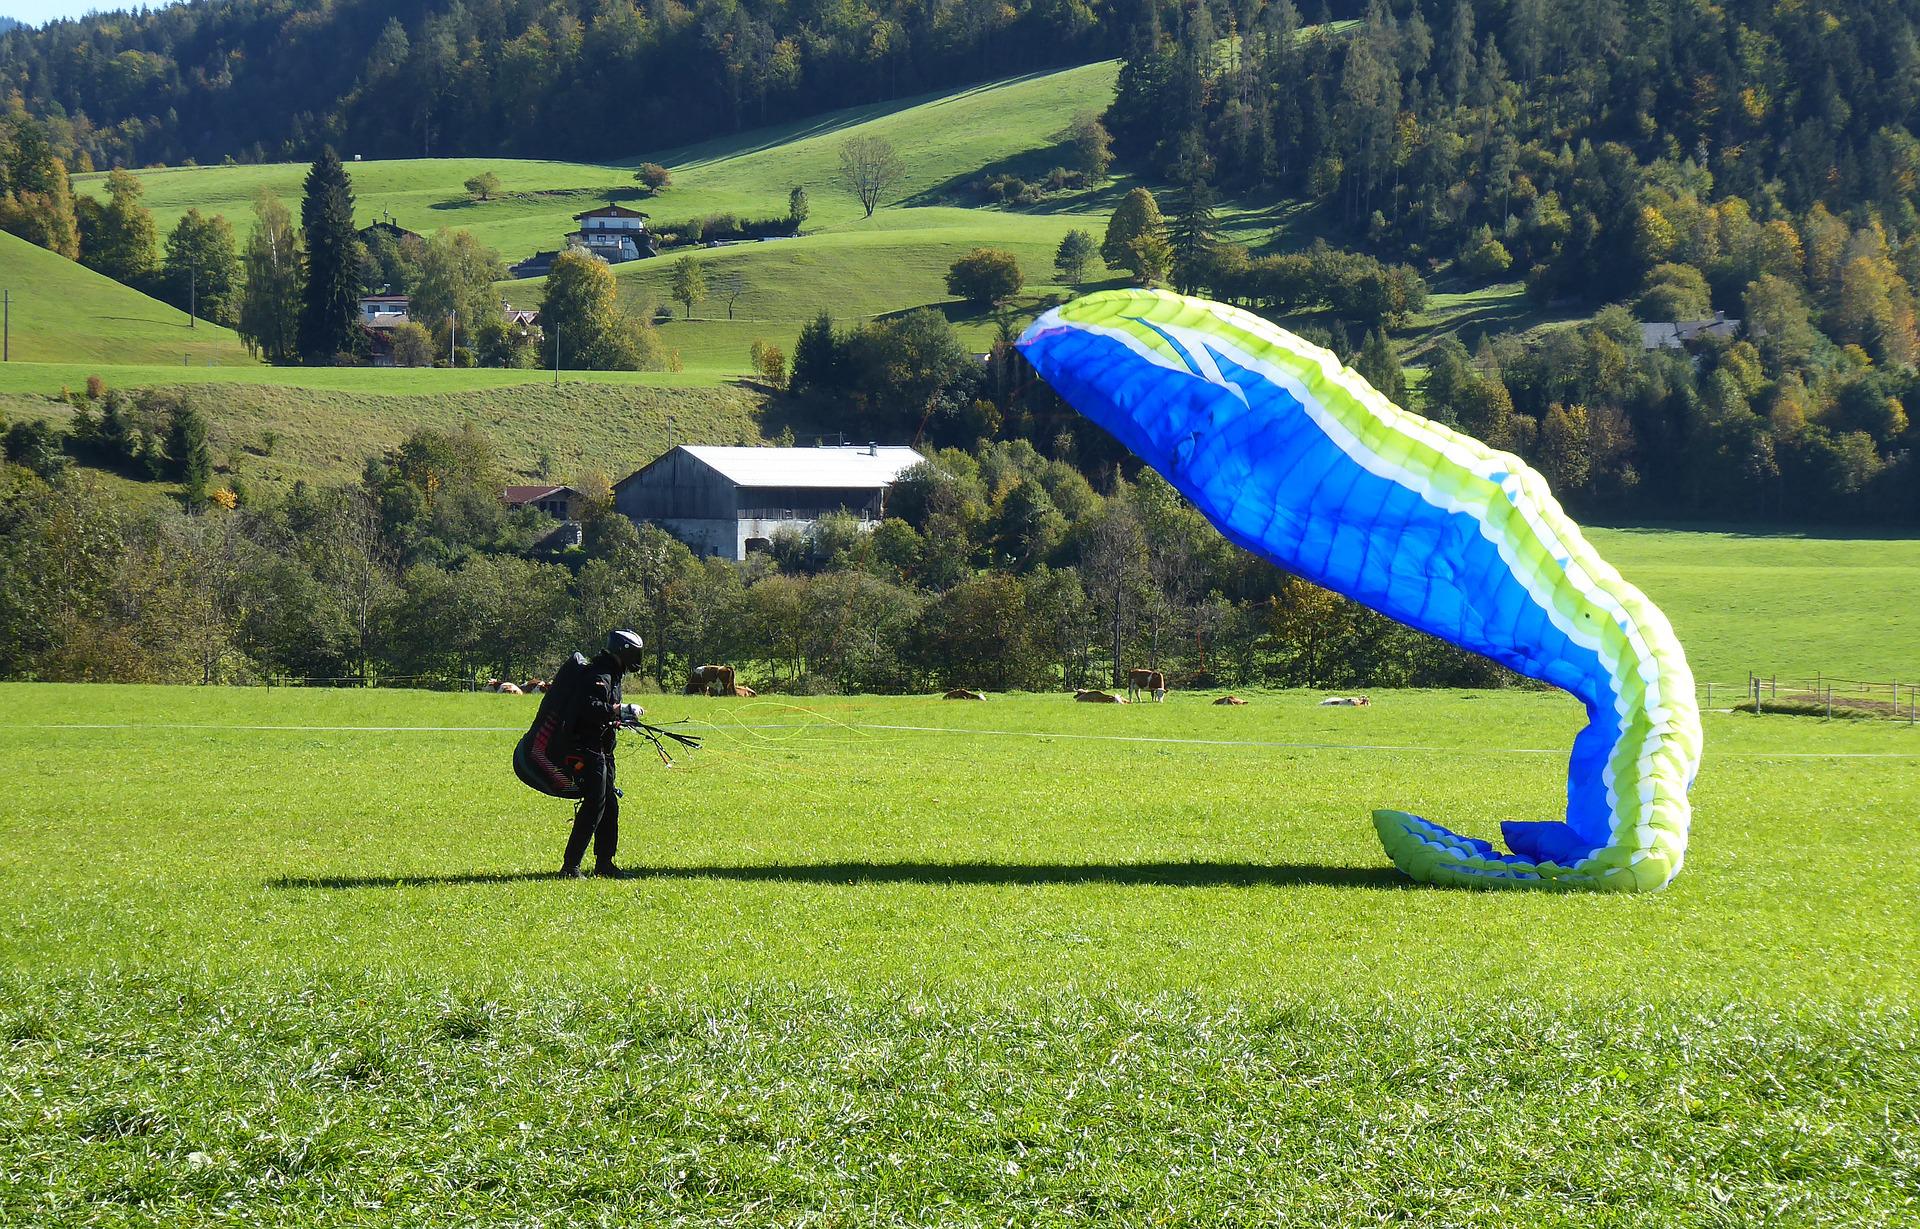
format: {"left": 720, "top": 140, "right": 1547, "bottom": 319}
{"left": 1353, "top": 327, "right": 1408, "bottom": 407}
{"left": 298, "top": 148, "right": 360, "bottom": 364}
{"left": 166, "top": 402, "right": 212, "bottom": 510}
{"left": 789, "top": 310, "right": 839, "bottom": 397}
{"left": 1169, "top": 181, "right": 1220, "bottom": 294}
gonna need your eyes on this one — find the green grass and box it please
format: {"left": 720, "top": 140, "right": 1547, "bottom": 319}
{"left": 1588, "top": 527, "right": 1920, "bottom": 686}
{"left": 0, "top": 231, "right": 258, "bottom": 367}
{"left": 3, "top": 378, "right": 771, "bottom": 489}
{"left": 1, "top": 683, "right": 1915, "bottom": 1224}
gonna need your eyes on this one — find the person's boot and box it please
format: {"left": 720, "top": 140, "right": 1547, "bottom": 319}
{"left": 593, "top": 862, "right": 632, "bottom": 879}
{"left": 557, "top": 864, "right": 586, "bottom": 879}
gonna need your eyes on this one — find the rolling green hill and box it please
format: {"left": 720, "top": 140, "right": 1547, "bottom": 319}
{"left": 0, "top": 231, "right": 257, "bottom": 368}
{"left": 3, "top": 378, "right": 773, "bottom": 493}
{"left": 70, "top": 62, "right": 1132, "bottom": 378}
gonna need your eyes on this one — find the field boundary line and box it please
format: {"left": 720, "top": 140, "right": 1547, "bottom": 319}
{"left": 12, "top": 720, "right": 1919, "bottom": 758}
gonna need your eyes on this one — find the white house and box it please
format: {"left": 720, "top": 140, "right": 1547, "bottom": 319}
{"left": 567, "top": 203, "right": 656, "bottom": 264}
{"left": 614, "top": 444, "right": 925, "bottom": 559}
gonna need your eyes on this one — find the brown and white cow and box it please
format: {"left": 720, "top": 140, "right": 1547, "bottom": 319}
{"left": 1074, "top": 688, "right": 1129, "bottom": 704}
{"left": 1213, "top": 695, "right": 1248, "bottom": 706}
{"left": 1319, "top": 695, "right": 1371, "bottom": 707}
{"left": 1125, "top": 669, "right": 1167, "bottom": 703}
{"left": 685, "top": 664, "right": 738, "bottom": 696}
{"left": 943, "top": 687, "right": 987, "bottom": 701}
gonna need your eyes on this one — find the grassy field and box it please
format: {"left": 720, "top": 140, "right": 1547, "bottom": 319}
{"left": 0, "top": 231, "right": 257, "bottom": 367}
{"left": 3, "top": 378, "right": 773, "bottom": 490}
{"left": 1589, "top": 527, "right": 1920, "bottom": 686}
{"left": 1, "top": 683, "right": 1915, "bottom": 1224}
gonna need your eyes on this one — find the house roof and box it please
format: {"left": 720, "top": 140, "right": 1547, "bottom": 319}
{"left": 360, "top": 294, "right": 409, "bottom": 304}
{"left": 618, "top": 445, "right": 925, "bottom": 491}
{"left": 574, "top": 203, "right": 650, "bottom": 220}
{"left": 503, "top": 484, "right": 578, "bottom": 505}
{"left": 1640, "top": 314, "right": 1741, "bottom": 350}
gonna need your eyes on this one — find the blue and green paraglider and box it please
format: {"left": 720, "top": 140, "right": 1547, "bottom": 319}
{"left": 1017, "top": 290, "right": 1703, "bottom": 892}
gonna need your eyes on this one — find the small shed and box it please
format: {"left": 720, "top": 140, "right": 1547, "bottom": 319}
{"left": 614, "top": 444, "right": 924, "bottom": 559}
{"left": 504, "top": 484, "right": 584, "bottom": 521}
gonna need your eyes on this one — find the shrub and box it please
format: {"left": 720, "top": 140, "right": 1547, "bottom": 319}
{"left": 946, "top": 248, "right": 1025, "bottom": 306}
{"left": 1458, "top": 227, "right": 1513, "bottom": 279}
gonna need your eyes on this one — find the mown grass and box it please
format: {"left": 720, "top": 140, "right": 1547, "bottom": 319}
{"left": 0, "top": 231, "right": 257, "bottom": 367}
{"left": 1, "top": 684, "right": 1915, "bottom": 1224}
{"left": 1587, "top": 527, "right": 1920, "bottom": 686}
{"left": 4, "top": 378, "right": 772, "bottom": 489}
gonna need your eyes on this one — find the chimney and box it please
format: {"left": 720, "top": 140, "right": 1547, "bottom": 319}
{"left": 867, "top": 442, "right": 877, "bottom": 455}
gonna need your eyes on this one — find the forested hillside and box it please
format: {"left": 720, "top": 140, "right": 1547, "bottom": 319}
{"left": 0, "top": 0, "right": 1117, "bottom": 168}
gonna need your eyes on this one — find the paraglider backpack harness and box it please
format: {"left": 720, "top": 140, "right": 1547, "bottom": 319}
{"left": 513, "top": 652, "right": 596, "bottom": 799}
{"left": 513, "top": 653, "right": 703, "bottom": 799}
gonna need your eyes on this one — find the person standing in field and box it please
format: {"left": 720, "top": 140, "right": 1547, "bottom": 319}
{"left": 559, "top": 629, "right": 648, "bottom": 879}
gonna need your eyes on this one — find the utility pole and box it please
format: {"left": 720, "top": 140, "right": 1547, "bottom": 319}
{"left": 449, "top": 309, "right": 458, "bottom": 366}
{"left": 3, "top": 290, "right": 9, "bottom": 362}
{"left": 553, "top": 325, "right": 560, "bottom": 387}
{"left": 188, "top": 253, "right": 197, "bottom": 328}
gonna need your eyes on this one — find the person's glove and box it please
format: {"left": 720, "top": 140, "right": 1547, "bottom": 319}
{"left": 619, "top": 703, "right": 645, "bottom": 725}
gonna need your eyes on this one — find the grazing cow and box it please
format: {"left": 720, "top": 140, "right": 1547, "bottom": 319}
{"left": 1075, "top": 688, "right": 1129, "bottom": 704}
{"left": 1125, "top": 668, "right": 1167, "bottom": 702}
{"left": 685, "top": 664, "right": 737, "bottom": 696}
{"left": 943, "top": 688, "right": 987, "bottom": 701}
{"left": 1319, "top": 695, "right": 1370, "bottom": 707}
{"left": 1214, "top": 695, "right": 1248, "bottom": 706}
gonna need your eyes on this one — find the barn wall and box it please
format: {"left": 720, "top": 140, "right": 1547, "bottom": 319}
{"left": 615, "top": 450, "right": 735, "bottom": 521}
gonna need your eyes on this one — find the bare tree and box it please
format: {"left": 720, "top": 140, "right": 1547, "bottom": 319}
{"left": 712, "top": 269, "right": 748, "bottom": 319}
{"left": 836, "top": 135, "right": 906, "bottom": 218}
{"left": 1082, "top": 494, "right": 1148, "bottom": 687}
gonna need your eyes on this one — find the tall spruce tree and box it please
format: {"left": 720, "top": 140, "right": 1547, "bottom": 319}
{"left": 298, "top": 148, "right": 359, "bottom": 364}
{"left": 1169, "top": 181, "right": 1220, "bottom": 294}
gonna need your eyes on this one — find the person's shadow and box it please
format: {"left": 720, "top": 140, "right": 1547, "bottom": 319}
{"left": 267, "top": 861, "right": 1409, "bottom": 891}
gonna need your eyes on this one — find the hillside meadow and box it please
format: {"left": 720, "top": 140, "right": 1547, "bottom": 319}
{"left": 0, "top": 683, "right": 1914, "bottom": 1224}
{"left": 0, "top": 231, "right": 257, "bottom": 368}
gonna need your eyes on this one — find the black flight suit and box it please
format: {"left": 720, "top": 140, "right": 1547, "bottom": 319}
{"left": 562, "top": 651, "right": 626, "bottom": 871}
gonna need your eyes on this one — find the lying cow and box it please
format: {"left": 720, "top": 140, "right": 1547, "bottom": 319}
{"left": 1126, "top": 668, "right": 1167, "bottom": 703}
{"left": 1319, "top": 695, "right": 1371, "bottom": 707}
{"left": 685, "top": 664, "right": 737, "bottom": 696}
{"left": 523, "top": 678, "right": 549, "bottom": 694}
{"left": 484, "top": 678, "right": 523, "bottom": 695}
{"left": 943, "top": 688, "right": 987, "bottom": 701}
{"left": 732, "top": 685, "right": 756, "bottom": 698}
{"left": 1214, "top": 695, "right": 1248, "bottom": 706}
{"left": 1075, "top": 688, "right": 1129, "bottom": 704}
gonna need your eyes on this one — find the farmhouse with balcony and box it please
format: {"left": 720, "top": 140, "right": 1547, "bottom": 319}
{"left": 567, "top": 203, "right": 657, "bottom": 265}
{"left": 614, "top": 444, "right": 924, "bottom": 560}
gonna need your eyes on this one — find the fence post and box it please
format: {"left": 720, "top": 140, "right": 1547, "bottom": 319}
{"left": 1826, "top": 685, "right": 1833, "bottom": 720}
{"left": 1706, "top": 681, "right": 1713, "bottom": 708}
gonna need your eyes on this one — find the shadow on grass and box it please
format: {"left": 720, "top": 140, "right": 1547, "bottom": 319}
{"left": 269, "top": 861, "right": 1409, "bottom": 891}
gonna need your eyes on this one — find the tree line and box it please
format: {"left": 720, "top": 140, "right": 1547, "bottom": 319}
{"left": 0, "top": 0, "right": 1119, "bottom": 169}
{"left": 0, "top": 403, "right": 1511, "bottom": 692}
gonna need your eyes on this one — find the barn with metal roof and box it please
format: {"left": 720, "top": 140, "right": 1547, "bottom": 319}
{"left": 614, "top": 444, "right": 925, "bottom": 559}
